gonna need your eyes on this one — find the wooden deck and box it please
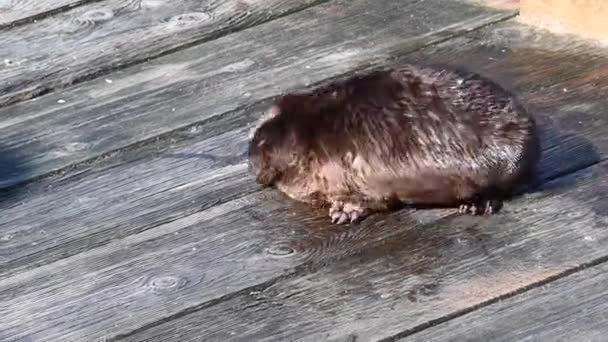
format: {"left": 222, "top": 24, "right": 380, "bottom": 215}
{"left": 1, "top": 0, "right": 608, "bottom": 341}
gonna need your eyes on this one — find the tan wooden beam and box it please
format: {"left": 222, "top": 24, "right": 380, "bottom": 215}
{"left": 520, "top": 0, "right": 608, "bottom": 43}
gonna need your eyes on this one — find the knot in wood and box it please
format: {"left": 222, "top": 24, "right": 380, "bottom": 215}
{"left": 167, "top": 12, "right": 211, "bottom": 28}
{"left": 147, "top": 275, "right": 188, "bottom": 294}
{"left": 265, "top": 245, "right": 295, "bottom": 257}
{"left": 81, "top": 9, "right": 114, "bottom": 23}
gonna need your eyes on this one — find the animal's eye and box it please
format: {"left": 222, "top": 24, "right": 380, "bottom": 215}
{"left": 257, "top": 139, "right": 266, "bottom": 147}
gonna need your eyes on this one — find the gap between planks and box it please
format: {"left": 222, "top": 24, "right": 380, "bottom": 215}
{"left": 388, "top": 252, "right": 608, "bottom": 341}
{"left": 398, "top": 259, "right": 608, "bottom": 341}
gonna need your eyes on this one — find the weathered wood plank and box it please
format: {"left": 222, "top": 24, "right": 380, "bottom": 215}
{"left": 0, "top": 191, "right": 295, "bottom": 341}
{"left": 0, "top": 0, "right": 514, "bottom": 188}
{"left": 110, "top": 21, "right": 608, "bottom": 342}
{"left": 0, "top": 0, "right": 326, "bottom": 107}
{"left": 0, "top": 114, "right": 256, "bottom": 279}
{"left": 0, "top": 0, "right": 93, "bottom": 27}
{"left": 118, "top": 145, "right": 608, "bottom": 342}
{"left": 400, "top": 262, "right": 608, "bottom": 342}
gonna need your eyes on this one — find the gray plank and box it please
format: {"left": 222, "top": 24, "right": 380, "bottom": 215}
{"left": 0, "top": 191, "right": 294, "bottom": 341}
{"left": 400, "top": 262, "right": 608, "bottom": 342}
{"left": 0, "top": 0, "right": 326, "bottom": 107}
{"left": 0, "top": 0, "right": 90, "bottom": 27}
{"left": 0, "top": 0, "right": 514, "bottom": 188}
{"left": 118, "top": 137, "right": 608, "bottom": 342}
{"left": 0, "top": 112, "right": 256, "bottom": 279}
{"left": 112, "top": 21, "right": 608, "bottom": 342}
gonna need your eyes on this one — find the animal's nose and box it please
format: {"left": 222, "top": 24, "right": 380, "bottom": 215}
{"left": 247, "top": 156, "right": 260, "bottom": 175}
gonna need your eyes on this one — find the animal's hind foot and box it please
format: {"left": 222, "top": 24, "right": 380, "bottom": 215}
{"left": 458, "top": 199, "right": 501, "bottom": 216}
{"left": 329, "top": 201, "right": 369, "bottom": 224}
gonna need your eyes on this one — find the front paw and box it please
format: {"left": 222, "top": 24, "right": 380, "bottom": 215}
{"left": 458, "top": 199, "right": 501, "bottom": 215}
{"left": 329, "top": 201, "right": 369, "bottom": 224}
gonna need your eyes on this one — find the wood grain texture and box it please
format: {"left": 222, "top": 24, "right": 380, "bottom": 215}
{"left": 120, "top": 146, "right": 608, "bottom": 342}
{"left": 0, "top": 0, "right": 326, "bottom": 107}
{"left": 0, "top": 0, "right": 514, "bottom": 189}
{"left": 0, "top": 190, "right": 296, "bottom": 341}
{"left": 114, "top": 21, "right": 608, "bottom": 342}
{"left": 0, "top": 117, "right": 256, "bottom": 279}
{"left": 401, "top": 262, "right": 608, "bottom": 342}
{"left": 0, "top": 0, "right": 92, "bottom": 27}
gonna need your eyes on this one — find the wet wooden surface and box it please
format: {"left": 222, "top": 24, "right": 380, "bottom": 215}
{"left": 403, "top": 261, "right": 608, "bottom": 341}
{"left": 1, "top": 0, "right": 608, "bottom": 341}
{"left": 0, "top": 0, "right": 86, "bottom": 27}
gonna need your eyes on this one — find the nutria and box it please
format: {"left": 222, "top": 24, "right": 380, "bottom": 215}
{"left": 247, "top": 63, "right": 541, "bottom": 224}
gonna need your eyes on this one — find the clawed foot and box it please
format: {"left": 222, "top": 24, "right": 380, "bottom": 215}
{"left": 329, "top": 201, "right": 369, "bottom": 224}
{"left": 458, "top": 199, "right": 500, "bottom": 216}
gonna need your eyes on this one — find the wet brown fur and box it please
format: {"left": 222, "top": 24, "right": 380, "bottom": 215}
{"left": 248, "top": 64, "right": 541, "bottom": 223}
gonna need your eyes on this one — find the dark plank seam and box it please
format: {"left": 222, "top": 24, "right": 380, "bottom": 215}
{"left": 0, "top": 0, "right": 333, "bottom": 110}
{"left": 0, "top": 12, "right": 518, "bottom": 193}
{"left": 0, "top": 0, "right": 106, "bottom": 31}
{"left": 380, "top": 253, "right": 608, "bottom": 341}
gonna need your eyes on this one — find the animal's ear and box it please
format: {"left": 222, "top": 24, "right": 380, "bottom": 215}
{"left": 259, "top": 105, "right": 281, "bottom": 124}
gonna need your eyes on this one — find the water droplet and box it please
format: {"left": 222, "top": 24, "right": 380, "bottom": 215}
{"left": 0, "top": 234, "right": 14, "bottom": 241}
